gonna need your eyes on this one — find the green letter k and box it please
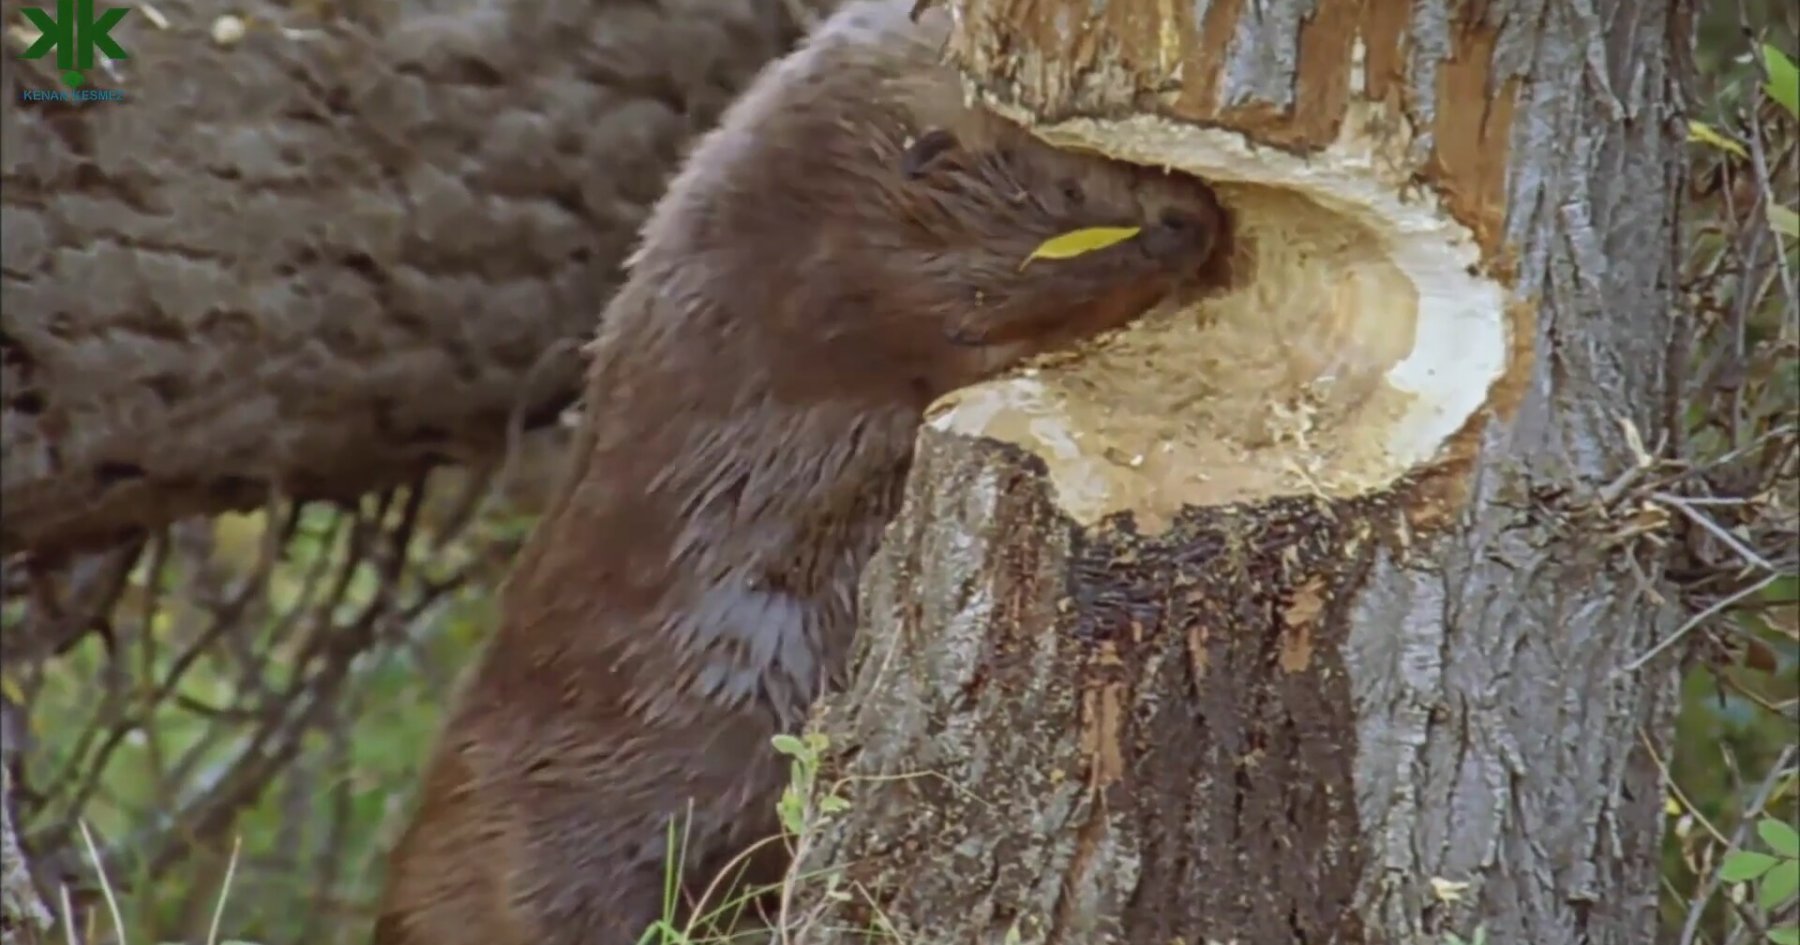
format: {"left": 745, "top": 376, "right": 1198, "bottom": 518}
{"left": 20, "top": 0, "right": 128, "bottom": 71}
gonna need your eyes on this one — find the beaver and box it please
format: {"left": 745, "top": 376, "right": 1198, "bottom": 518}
{"left": 372, "top": 2, "right": 1231, "bottom": 942}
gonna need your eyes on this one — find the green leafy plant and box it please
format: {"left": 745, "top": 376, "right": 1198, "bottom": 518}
{"left": 1763, "top": 43, "right": 1799, "bottom": 119}
{"left": 1719, "top": 817, "right": 1800, "bottom": 944}
{"left": 1690, "top": 42, "right": 1799, "bottom": 242}
{"left": 633, "top": 732, "right": 864, "bottom": 945}
{"left": 1762, "top": 44, "right": 1800, "bottom": 241}
{"left": 1662, "top": 14, "right": 1800, "bottom": 945}
{"left": 772, "top": 732, "right": 851, "bottom": 835}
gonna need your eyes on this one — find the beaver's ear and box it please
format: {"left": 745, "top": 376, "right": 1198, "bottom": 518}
{"left": 900, "top": 128, "right": 960, "bottom": 179}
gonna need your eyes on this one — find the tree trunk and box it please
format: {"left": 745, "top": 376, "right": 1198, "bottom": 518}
{"left": 0, "top": 0, "right": 818, "bottom": 559}
{"left": 1, "top": 769, "right": 50, "bottom": 945}
{"left": 794, "top": 0, "right": 1693, "bottom": 943}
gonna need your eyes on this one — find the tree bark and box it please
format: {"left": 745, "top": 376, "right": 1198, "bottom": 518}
{"left": 0, "top": 768, "right": 50, "bottom": 945}
{"left": 794, "top": 0, "right": 1694, "bottom": 943}
{"left": 0, "top": 0, "right": 819, "bottom": 559}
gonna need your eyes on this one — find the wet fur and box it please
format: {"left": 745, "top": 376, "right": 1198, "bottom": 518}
{"left": 373, "top": 2, "right": 1229, "bottom": 943}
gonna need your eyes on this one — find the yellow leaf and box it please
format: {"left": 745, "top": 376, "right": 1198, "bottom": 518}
{"left": 1021, "top": 225, "right": 1142, "bottom": 269}
{"left": 1430, "top": 877, "right": 1471, "bottom": 903}
{"left": 212, "top": 511, "right": 267, "bottom": 565}
{"left": 1770, "top": 204, "right": 1799, "bottom": 240}
{"left": 0, "top": 675, "right": 21, "bottom": 705}
{"left": 1686, "top": 121, "right": 1747, "bottom": 159}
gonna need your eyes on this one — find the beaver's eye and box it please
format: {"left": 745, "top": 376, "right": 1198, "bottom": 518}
{"left": 900, "top": 128, "right": 960, "bottom": 179}
{"left": 1060, "top": 179, "right": 1084, "bottom": 204}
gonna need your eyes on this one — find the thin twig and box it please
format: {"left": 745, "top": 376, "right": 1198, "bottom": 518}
{"left": 1618, "top": 573, "right": 1782, "bottom": 674}
{"left": 1651, "top": 491, "right": 1780, "bottom": 572}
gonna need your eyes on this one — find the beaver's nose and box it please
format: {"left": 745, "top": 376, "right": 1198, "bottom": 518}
{"left": 1139, "top": 207, "right": 1215, "bottom": 261}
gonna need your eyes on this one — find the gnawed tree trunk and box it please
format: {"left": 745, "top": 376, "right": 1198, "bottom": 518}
{"left": 0, "top": 0, "right": 819, "bottom": 558}
{"left": 795, "top": 0, "right": 1692, "bottom": 942}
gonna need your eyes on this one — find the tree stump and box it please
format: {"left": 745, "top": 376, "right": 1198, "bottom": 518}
{"left": 794, "top": 0, "right": 1691, "bottom": 942}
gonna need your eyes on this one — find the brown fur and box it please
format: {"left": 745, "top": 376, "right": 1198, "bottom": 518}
{"left": 373, "top": 2, "right": 1230, "bottom": 942}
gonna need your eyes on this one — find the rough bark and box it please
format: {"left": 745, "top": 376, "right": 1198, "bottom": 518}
{"left": 0, "top": 0, "right": 820, "bottom": 558}
{"left": 0, "top": 769, "right": 49, "bottom": 945}
{"left": 794, "top": 0, "right": 1693, "bottom": 943}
